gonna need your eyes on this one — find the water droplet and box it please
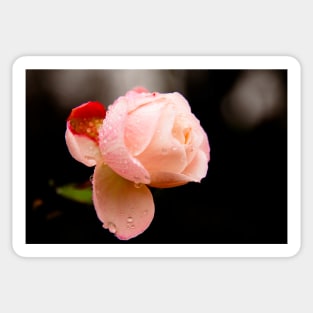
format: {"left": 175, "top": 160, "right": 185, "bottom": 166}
{"left": 134, "top": 182, "right": 142, "bottom": 188}
{"left": 172, "top": 146, "right": 177, "bottom": 151}
{"left": 108, "top": 222, "right": 117, "bottom": 234}
{"left": 88, "top": 121, "right": 94, "bottom": 127}
{"left": 127, "top": 223, "right": 135, "bottom": 229}
{"left": 143, "top": 210, "right": 148, "bottom": 215}
{"left": 127, "top": 217, "right": 133, "bottom": 223}
{"left": 89, "top": 175, "right": 94, "bottom": 182}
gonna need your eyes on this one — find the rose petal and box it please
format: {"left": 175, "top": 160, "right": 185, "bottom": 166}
{"left": 124, "top": 100, "right": 164, "bottom": 156}
{"left": 166, "top": 92, "right": 192, "bottom": 114}
{"left": 92, "top": 163, "right": 155, "bottom": 240}
{"left": 125, "top": 90, "right": 160, "bottom": 113}
{"left": 182, "top": 150, "right": 209, "bottom": 182}
{"left": 65, "top": 127, "right": 101, "bottom": 166}
{"left": 98, "top": 97, "right": 150, "bottom": 184}
{"left": 199, "top": 128, "right": 210, "bottom": 161}
{"left": 149, "top": 172, "right": 191, "bottom": 188}
{"left": 68, "top": 101, "right": 106, "bottom": 120}
{"left": 137, "top": 103, "right": 188, "bottom": 173}
{"left": 172, "top": 112, "right": 204, "bottom": 164}
{"left": 67, "top": 101, "right": 106, "bottom": 143}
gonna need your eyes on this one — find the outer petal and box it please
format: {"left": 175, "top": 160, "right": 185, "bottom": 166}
{"left": 149, "top": 151, "right": 208, "bottom": 187}
{"left": 167, "top": 92, "right": 192, "bottom": 114}
{"left": 149, "top": 172, "right": 191, "bottom": 188}
{"left": 65, "top": 127, "right": 101, "bottom": 166}
{"left": 125, "top": 89, "right": 160, "bottom": 112}
{"left": 99, "top": 97, "right": 150, "bottom": 184}
{"left": 199, "top": 128, "right": 210, "bottom": 161}
{"left": 65, "top": 101, "right": 106, "bottom": 166}
{"left": 92, "top": 163, "right": 155, "bottom": 240}
{"left": 182, "top": 150, "right": 209, "bottom": 182}
{"left": 67, "top": 101, "right": 106, "bottom": 143}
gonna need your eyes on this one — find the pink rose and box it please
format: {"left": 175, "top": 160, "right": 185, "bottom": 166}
{"left": 65, "top": 87, "right": 210, "bottom": 240}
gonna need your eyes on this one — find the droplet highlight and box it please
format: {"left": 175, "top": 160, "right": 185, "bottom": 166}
{"left": 134, "top": 182, "right": 142, "bottom": 188}
{"left": 127, "top": 223, "right": 135, "bottom": 229}
{"left": 108, "top": 222, "right": 117, "bottom": 234}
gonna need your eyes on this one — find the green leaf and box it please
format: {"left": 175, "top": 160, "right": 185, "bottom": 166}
{"left": 56, "top": 181, "right": 93, "bottom": 205}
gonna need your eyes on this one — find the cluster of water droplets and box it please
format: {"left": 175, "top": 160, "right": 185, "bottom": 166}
{"left": 126, "top": 216, "right": 135, "bottom": 229}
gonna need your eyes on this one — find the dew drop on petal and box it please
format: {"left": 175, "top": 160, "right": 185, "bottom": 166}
{"left": 127, "top": 216, "right": 133, "bottom": 223}
{"left": 134, "top": 182, "right": 142, "bottom": 188}
{"left": 108, "top": 222, "right": 117, "bottom": 234}
{"left": 127, "top": 223, "right": 135, "bottom": 229}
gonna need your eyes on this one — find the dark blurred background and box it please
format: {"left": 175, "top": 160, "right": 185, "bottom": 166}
{"left": 26, "top": 69, "right": 287, "bottom": 244}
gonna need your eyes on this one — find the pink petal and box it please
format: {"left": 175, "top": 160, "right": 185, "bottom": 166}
{"left": 166, "top": 92, "right": 192, "bottom": 114}
{"left": 149, "top": 172, "right": 191, "bottom": 188}
{"left": 92, "top": 163, "right": 155, "bottom": 240}
{"left": 65, "top": 127, "right": 101, "bottom": 166}
{"left": 136, "top": 103, "right": 188, "bottom": 173}
{"left": 182, "top": 150, "right": 209, "bottom": 182}
{"left": 65, "top": 101, "right": 106, "bottom": 166}
{"left": 124, "top": 100, "right": 164, "bottom": 156}
{"left": 199, "top": 128, "right": 210, "bottom": 161}
{"left": 98, "top": 97, "right": 150, "bottom": 184}
{"left": 124, "top": 90, "right": 160, "bottom": 112}
{"left": 172, "top": 112, "right": 204, "bottom": 164}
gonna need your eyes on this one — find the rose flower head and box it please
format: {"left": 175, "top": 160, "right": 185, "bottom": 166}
{"left": 65, "top": 87, "right": 210, "bottom": 240}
